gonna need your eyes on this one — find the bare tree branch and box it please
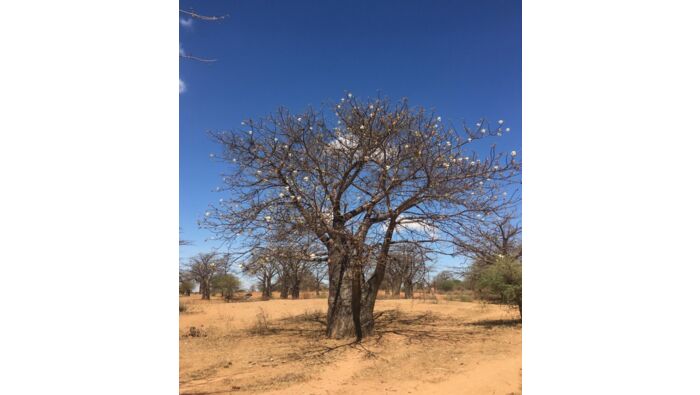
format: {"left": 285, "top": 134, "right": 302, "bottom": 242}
{"left": 179, "top": 9, "right": 229, "bottom": 21}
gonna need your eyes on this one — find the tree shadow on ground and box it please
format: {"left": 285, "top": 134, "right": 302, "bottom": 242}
{"left": 465, "top": 318, "right": 522, "bottom": 329}
{"left": 371, "top": 309, "right": 480, "bottom": 345}
{"left": 180, "top": 310, "right": 522, "bottom": 394}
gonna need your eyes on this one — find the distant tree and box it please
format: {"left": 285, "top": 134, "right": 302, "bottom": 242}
{"left": 243, "top": 215, "right": 325, "bottom": 300}
{"left": 179, "top": 278, "right": 194, "bottom": 296}
{"left": 433, "top": 270, "right": 464, "bottom": 292}
{"left": 186, "top": 252, "right": 230, "bottom": 300}
{"left": 384, "top": 255, "right": 405, "bottom": 297}
{"left": 385, "top": 244, "right": 430, "bottom": 298}
{"left": 458, "top": 212, "right": 521, "bottom": 289}
{"left": 304, "top": 262, "right": 327, "bottom": 296}
{"left": 240, "top": 252, "right": 280, "bottom": 300}
{"left": 179, "top": 270, "right": 194, "bottom": 296}
{"left": 212, "top": 273, "right": 241, "bottom": 301}
{"left": 204, "top": 95, "right": 520, "bottom": 339}
{"left": 474, "top": 256, "right": 522, "bottom": 316}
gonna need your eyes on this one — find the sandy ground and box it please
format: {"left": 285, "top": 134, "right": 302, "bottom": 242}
{"left": 180, "top": 294, "right": 521, "bottom": 395}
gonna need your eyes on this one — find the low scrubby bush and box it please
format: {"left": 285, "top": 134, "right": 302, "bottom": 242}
{"left": 473, "top": 256, "right": 522, "bottom": 316}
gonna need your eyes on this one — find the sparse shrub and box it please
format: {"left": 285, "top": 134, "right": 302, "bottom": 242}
{"left": 420, "top": 293, "right": 439, "bottom": 304}
{"left": 282, "top": 309, "right": 324, "bottom": 324}
{"left": 444, "top": 291, "right": 473, "bottom": 302}
{"left": 179, "top": 301, "right": 187, "bottom": 313}
{"left": 433, "top": 271, "right": 465, "bottom": 293}
{"left": 249, "top": 308, "right": 276, "bottom": 335}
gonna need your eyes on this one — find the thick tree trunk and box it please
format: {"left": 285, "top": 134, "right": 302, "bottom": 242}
{"left": 291, "top": 280, "right": 300, "bottom": 299}
{"left": 326, "top": 249, "right": 378, "bottom": 339}
{"left": 325, "top": 219, "right": 396, "bottom": 340}
{"left": 261, "top": 274, "right": 272, "bottom": 299}
{"left": 404, "top": 281, "right": 413, "bottom": 299}
{"left": 281, "top": 270, "right": 292, "bottom": 299}
{"left": 326, "top": 249, "right": 355, "bottom": 338}
{"left": 201, "top": 280, "right": 210, "bottom": 300}
{"left": 280, "top": 277, "right": 289, "bottom": 299}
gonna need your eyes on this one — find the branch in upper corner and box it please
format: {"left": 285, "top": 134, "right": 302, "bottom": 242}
{"left": 180, "top": 53, "right": 217, "bottom": 63}
{"left": 179, "top": 9, "right": 229, "bottom": 21}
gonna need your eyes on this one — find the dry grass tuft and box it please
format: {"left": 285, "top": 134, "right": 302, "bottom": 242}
{"left": 281, "top": 309, "right": 325, "bottom": 325}
{"left": 248, "top": 308, "right": 277, "bottom": 335}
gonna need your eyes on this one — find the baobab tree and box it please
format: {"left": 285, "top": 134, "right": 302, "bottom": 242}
{"left": 203, "top": 94, "right": 520, "bottom": 339}
{"left": 239, "top": 218, "right": 324, "bottom": 299}
{"left": 239, "top": 252, "right": 280, "bottom": 299}
{"left": 186, "top": 252, "right": 230, "bottom": 300}
{"left": 384, "top": 256, "right": 406, "bottom": 297}
{"left": 303, "top": 261, "right": 327, "bottom": 296}
{"left": 387, "top": 244, "right": 431, "bottom": 299}
{"left": 269, "top": 226, "right": 324, "bottom": 299}
{"left": 383, "top": 244, "right": 429, "bottom": 298}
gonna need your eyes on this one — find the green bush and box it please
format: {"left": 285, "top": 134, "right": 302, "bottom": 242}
{"left": 445, "top": 291, "right": 472, "bottom": 302}
{"left": 474, "top": 256, "right": 522, "bottom": 316}
{"left": 179, "top": 280, "right": 194, "bottom": 296}
{"left": 212, "top": 273, "right": 242, "bottom": 302}
{"left": 434, "top": 271, "right": 464, "bottom": 292}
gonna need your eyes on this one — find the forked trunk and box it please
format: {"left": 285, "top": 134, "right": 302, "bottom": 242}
{"left": 325, "top": 249, "right": 378, "bottom": 339}
{"left": 325, "top": 219, "right": 395, "bottom": 340}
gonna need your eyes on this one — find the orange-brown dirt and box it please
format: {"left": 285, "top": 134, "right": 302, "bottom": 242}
{"left": 180, "top": 293, "right": 521, "bottom": 395}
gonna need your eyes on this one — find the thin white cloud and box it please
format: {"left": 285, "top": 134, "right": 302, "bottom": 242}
{"left": 179, "top": 43, "right": 186, "bottom": 57}
{"left": 180, "top": 18, "right": 193, "bottom": 27}
{"left": 179, "top": 78, "right": 186, "bottom": 94}
{"left": 395, "top": 215, "right": 438, "bottom": 239}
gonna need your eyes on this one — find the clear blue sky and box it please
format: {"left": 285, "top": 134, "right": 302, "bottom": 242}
{"left": 179, "top": 0, "right": 521, "bottom": 274}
